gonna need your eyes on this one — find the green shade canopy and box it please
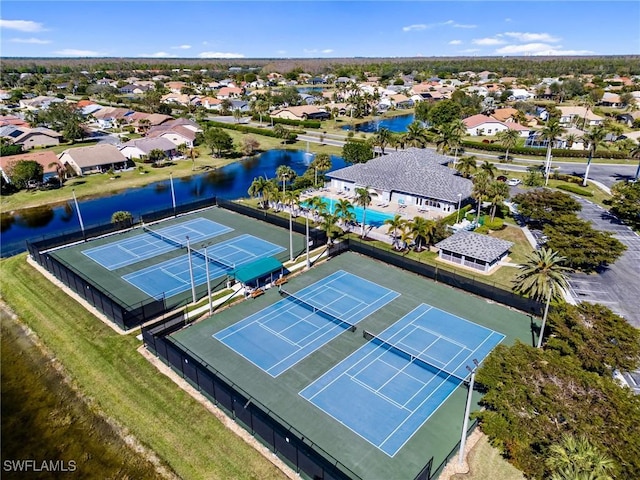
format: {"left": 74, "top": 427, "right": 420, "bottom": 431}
{"left": 233, "top": 257, "right": 283, "bottom": 284}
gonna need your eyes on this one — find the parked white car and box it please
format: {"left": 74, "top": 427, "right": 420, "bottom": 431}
{"left": 507, "top": 178, "right": 521, "bottom": 186}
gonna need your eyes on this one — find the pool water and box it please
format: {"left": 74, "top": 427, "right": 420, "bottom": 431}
{"left": 304, "top": 196, "right": 396, "bottom": 228}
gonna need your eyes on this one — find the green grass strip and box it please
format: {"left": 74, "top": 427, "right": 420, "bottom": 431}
{"left": 0, "top": 254, "right": 286, "bottom": 480}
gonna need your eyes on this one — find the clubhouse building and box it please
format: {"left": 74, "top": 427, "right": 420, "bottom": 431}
{"left": 326, "top": 148, "right": 473, "bottom": 214}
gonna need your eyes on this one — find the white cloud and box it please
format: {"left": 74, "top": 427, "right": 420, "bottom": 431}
{"left": 0, "top": 19, "right": 45, "bottom": 32}
{"left": 53, "top": 48, "right": 103, "bottom": 56}
{"left": 473, "top": 37, "right": 505, "bottom": 46}
{"left": 459, "top": 48, "right": 480, "bottom": 54}
{"left": 321, "top": 49, "right": 334, "bottom": 54}
{"left": 10, "top": 37, "right": 51, "bottom": 44}
{"left": 495, "top": 43, "right": 594, "bottom": 55}
{"left": 404, "top": 20, "right": 476, "bottom": 32}
{"left": 503, "top": 32, "right": 561, "bottom": 43}
{"left": 198, "top": 51, "right": 245, "bottom": 58}
{"left": 139, "top": 51, "right": 177, "bottom": 58}
{"left": 303, "top": 48, "right": 333, "bottom": 55}
{"left": 276, "top": 49, "right": 287, "bottom": 55}
{"left": 403, "top": 24, "right": 426, "bottom": 32}
{"left": 449, "top": 40, "right": 462, "bottom": 45}
{"left": 171, "top": 44, "right": 192, "bottom": 50}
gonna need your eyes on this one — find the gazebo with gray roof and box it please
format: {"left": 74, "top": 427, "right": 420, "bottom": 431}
{"left": 435, "top": 230, "right": 513, "bottom": 273}
{"left": 326, "top": 148, "right": 472, "bottom": 214}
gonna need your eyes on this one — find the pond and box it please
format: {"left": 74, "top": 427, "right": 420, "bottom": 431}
{"left": 1, "top": 150, "right": 347, "bottom": 257}
{"left": 341, "top": 114, "right": 416, "bottom": 133}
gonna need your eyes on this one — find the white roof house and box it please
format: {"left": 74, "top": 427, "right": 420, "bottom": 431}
{"left": 59, "top": 144, "right": 129, "bottom": 176}
{"left": 327, "top": 148, "right": 473, "bottom": 214}
{"left": 119, "top": 137, "right": 178, "bottom": 160}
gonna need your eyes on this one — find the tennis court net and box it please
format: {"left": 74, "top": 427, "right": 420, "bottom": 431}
{"left": 363, "top": 330, "right": 467, "bottom": 383}
{"left": 143, "top": 225, "right": 186, "bottom": 249}
{"left": 192, "top": 248, "right": 236, "bottom": 271}
{"left": 280, "top": 289, "right": 357, "bottom": 332}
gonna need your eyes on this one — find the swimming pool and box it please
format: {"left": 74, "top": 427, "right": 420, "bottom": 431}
{"left": 304, "top": 196, "right": 396, "bottom": 228}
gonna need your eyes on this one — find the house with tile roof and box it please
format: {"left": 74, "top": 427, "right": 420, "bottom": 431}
{"left": 0, "top": 150, "right": 62, "bottom": 184}
{"left": 270, "top": 105, "right": 330, "bottom": 121}
{"left": 59, "top": 144, "right": 130, "bottom": 176}
{"left": 147, "top": 125, "right": 196, "bottom": 147}
{"left": 119, "top": 137, "right": 178, "bottom": 160}
{"left": 558, "top": 106, "right": 604, "bottom": 127}
{"left": 435, "top": 230, "right": 513, "bottom": 273}
{"left": 326, "top": 148, "right": 473, "bottom": 215}
{"left": 463, "top": 114, "right": 530, "bottom": 137}
{"left": 0, "top": 126, "right": 62, "bottom": 149}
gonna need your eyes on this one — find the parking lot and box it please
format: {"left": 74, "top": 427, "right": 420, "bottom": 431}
{"left": 566, "top": 198, "right": 640, "bottom": 327}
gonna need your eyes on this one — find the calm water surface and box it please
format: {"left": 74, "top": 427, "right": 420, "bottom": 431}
{"left": 341, "top": 114, "right": 416, "bottom": 133}
{"left": 1, "top": 150, "right": 346, "bottom": 257}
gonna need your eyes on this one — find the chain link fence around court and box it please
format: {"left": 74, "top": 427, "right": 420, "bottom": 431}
{"left": 142, "top": 320, "right": 364, "bottom": 480}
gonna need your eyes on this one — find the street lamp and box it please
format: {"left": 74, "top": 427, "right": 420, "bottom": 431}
{"left": 458, "top": 359, "right": 479, "bottom": 466}
{"left": 305, "top": 212, "right": 311, "bottom": 268}
{"left": 456, "top": 193, "right": 463, "bottom": 225}
{"left": 72, "top": 189, "right": 85, "bottom": 237}
{"left": 169, "top": 172, "right": 177, "bottom": 215}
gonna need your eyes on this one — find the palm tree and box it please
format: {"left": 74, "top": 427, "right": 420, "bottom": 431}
{"left": 580, "top": 95, "right": 595, "bottom": 130}
{"left": 545, "top": 434, "right": 616, "bottom": 480}
{"left": 405, "top": 121, "right": 429, "bottom": 148}
{"left": 320, "top": 212, "right": 341, "bottom": 245}
{"left": 253, "top": 99, "right": 269, "bottom": 125}
{"left": 354, "top": 187, "right": 372, "bottom": 238}
{"left": 540, "top": 119, "right": 566, "bottom": 185}
{"left": 435, "top": 120, "right": 465, "bottom": 163}
{"left": 486, "top": 181, "right": 510, "bottom": 221}
{"left": 581, "top": 125, "right": 608, "bottom": 187}
{"left": 479, "top": 160, "right": 498, "bottom": 180}
{"left": 262, "top": 181, "right": 279, "bottom": 210}
{"left": 408, "top": 216, "right": 436, "bottom": 251}
{"left": 456, "top": 155, "right": 477, "bottom": 178}
{"left": 306, "top": 195, "right": 328, "bottom": 222}
{"left": 495, "top": 128, "right": 520, "bottom": 162}
{"left": 48, "top": 161, "right": 66, "bottom": 187}
{"left": 472, "top": 171, "right": 490, "bottom": 225}
{"left": 373, "top": 127, "right": 392, "bottom": 155}
{"left": 248, "top": 176, "right": 269, "bottom": 208}
{"left": 631, "top": 141, "right": 640, "bottom": 180}
{"left": 512, "top": 248, "right": 571, "bottom": 349}
{"left": 275, "top": 165, "right": 295, "bottom": 194}
{"left": 384, "top": 214, "right": 406, "bottom": 249}
{"left": 334, "top": 198, "right": 355, "bottom": 227}
{"left": 309, "top": 153, "right": 332, "bottom": 187}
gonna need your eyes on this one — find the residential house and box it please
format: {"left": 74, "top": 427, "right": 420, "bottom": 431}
{"left": 19, "top": 96, "right": 63, "bottom": 111}
{"left": 508, "top": 88, "right": 535, "bottom": 101}
{"left": 147, "top": 125, "right": 196, "bottom": 147}
{"left": 165, "top": 81, "right": 186, "bottom": 94}
{"left": 558, "top": 106, "right": 604, "bottom": 127}
{"left": 388, "top": 94, "right": 414, "bottom": 109}
{"left": 216, "top": 86, "right": 243, "bottom": 99}
{"left": 1, "top": 126, "right": 63, "bottom": 149}
{"left": 327, "top": 148, "right": 473, "bottom": 215}
{"left": 600, "top": 92, "right": 621, "bottom": 108}
{"left": 270, "top": 105, "right": 330, "bottom": 121}
{"left": 463, "top": 114, "right": 529, "bottom": 137}
{"left": 162, "top": 118, "right": 202, "bottom": 133}
{"left": 0, "top": 115, "right": 30, "bottom": 128}
{"left": 201, "top": 97, "right": 222, "bottom": 110}
{"left": 0, "top": 150, "right": 63, "bottom": 184}
{"left": 616, "top": 111, "right": 640, "bottom": 127}
{"left": 119, "top": 137, "right": 178, "bottom": 160}
{"left": 59, "top": 144, "right": 130, "bottom": 176}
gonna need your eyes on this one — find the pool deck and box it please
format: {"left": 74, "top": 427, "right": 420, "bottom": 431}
{"left": 300, "top": 186, "right": 443, "bottom": 241}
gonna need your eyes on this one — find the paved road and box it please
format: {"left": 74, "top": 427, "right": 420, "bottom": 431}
{"left": 565, "top": 197, "right": 640, "bottom": 327}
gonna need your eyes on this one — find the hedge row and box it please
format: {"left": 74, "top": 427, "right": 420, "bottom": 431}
{"left": 461, "top": 140, "right": 630, "bottom": 160}
{"left": 204, "top": 121, "right": 305, "bottom": 138}
{"left": 251, "top": 115, "right": 322, "bottom": 129}
{"left": 441, "top": 204, "right": 473, "bottom": 226}
{"left": 556, "top": 184, "right": 594, "bottom": 197}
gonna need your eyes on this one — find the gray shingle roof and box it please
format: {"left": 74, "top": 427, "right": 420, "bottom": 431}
{"left": 435, "top": 231, "right": 513, "bottom": 263}
{"left": 327, "top": 148, "right": 473, "bottom": 203}
{"left": 121, "top": 137, "right": 176, "bottom": 154}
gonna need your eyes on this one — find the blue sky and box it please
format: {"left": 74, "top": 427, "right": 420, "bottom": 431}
{"left": 1, "top": 1, "right": 639, "bottom": 58}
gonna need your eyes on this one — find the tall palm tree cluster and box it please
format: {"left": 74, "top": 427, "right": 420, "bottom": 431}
{"left": 455, "top": 157, "right": 510, "bottom": 224}
{"left": 383, "top": 214, "right": 438, "bottom": 252}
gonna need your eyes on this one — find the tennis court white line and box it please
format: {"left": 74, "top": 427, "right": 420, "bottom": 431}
{"left": 259, "top": 320, "right": 302, "bottom": 347}
{"left": 348, "top": 373, "right": 411, "bottom": 411}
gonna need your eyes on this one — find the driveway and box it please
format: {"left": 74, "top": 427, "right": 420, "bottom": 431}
{"left": 566, "top": 197, "right": 640, "bottom": 327}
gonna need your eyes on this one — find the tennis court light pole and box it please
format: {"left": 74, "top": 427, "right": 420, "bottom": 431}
{"left": 204, "top": 245, "right": 213, "bottom": 316}
{"left": 169, "top": 172, "right": 177, "bottom": 215}
{"left": 458, "top": 359, "right": 479, "bottom": 466}
{"left": 186, "top": 236, "right": 197, "bottom": 303}
{"left": 72, "top": 189, "right": 85, "bottom": 237}
{"left": 305, "top": 213, "right": 310, "bottom": 268}
{"left": 289, "top": 209, "right": 294, "bottom": 262}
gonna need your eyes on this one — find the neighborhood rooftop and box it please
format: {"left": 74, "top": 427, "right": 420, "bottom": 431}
{"left": 435, "top": 230, "right": 514, "bottom": 263}
{"left": 327, "top": 148, "right": 473, "bottom": 203}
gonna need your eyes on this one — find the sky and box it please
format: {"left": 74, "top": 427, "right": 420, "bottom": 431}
{"left": 1, "top": 1, "right": 639, "bottom": 59}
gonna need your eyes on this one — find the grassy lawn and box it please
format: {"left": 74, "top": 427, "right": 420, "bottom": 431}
{"left": 490, "top": 225, "right": 533, "bottom": 264}
{"left": 1, "top": 309, "right": 165, "bottom": 479}
{"left": 0, "top": 254, "right": 287, "bottom": 480}
{"left": 449, "top": 434, "right": 524, "bottom": 480}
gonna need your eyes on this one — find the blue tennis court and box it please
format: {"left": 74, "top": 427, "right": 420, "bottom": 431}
{"left": 214, "top": 271, "right": 399, "bottom": 377}
{"left": 82, "top": 218, "right": 233, "bottom": 270}
{"left": 300, "top": 304, "right": 505, "bottom": 456}
{"left": 122, "top": 234, "right": 284, "bottom": 299}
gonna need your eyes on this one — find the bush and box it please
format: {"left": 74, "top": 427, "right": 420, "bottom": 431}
{"left": 205, "top": 120, "right": 305, "bottom": 138}
{"left": 251, "top": 116, "right": 322, "bottom": 129}
{"left": 441, "top": 204, "right": 473, "bottom": 225}
{"left": 460, "top": 140, "right": 629, "bottom": 159}
{"left": 557, "top": 184, "right": 594, "bottom": 197}
{"left": 484, "top": 218, "right": 505, "bottom": 230}
{"left": 474, "top": 225, "right": 490, "bottom": 234}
